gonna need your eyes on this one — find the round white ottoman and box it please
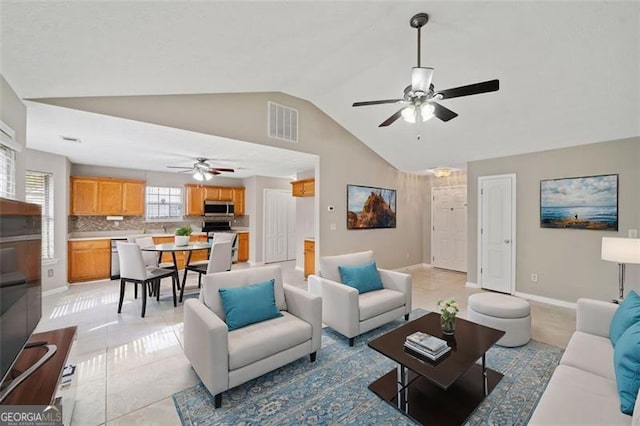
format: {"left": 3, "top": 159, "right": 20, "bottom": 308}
{"left": 467, "top": 293, "right": 531, "bottom": 347}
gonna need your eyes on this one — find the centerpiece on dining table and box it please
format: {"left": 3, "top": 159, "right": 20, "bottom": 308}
{"left": 174, "top": 226, "right": 192, "bottom": 246}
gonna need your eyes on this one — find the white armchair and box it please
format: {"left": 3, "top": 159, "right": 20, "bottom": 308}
{"left": 183, "top": 265, "right": 322, "bottom": 408}
{"left": 308, "top": 250, "right": 412, "bottom": 346}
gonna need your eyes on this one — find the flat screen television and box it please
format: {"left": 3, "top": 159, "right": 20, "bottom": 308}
{"left": 0, "top": 197, "right": 42, "bottom": 388}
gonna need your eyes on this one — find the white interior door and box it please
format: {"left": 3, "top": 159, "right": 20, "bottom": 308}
{"left": 265, "top": 189, "right": 295, "bottom": 263}
{"left": 431, "top": 186, "right": 467, "bottom": 272}
{"left": 478, "top": 174, "right": 516, "bottom": 293}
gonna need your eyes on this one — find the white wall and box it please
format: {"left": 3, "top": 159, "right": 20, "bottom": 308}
{"left": 1, "top": 75, "right": 26, "bottom": 200}
{"left": 25, "top": 149, "right": 70, "bottom": 292}
{"left": 467, "top": 138, "right": 640, "bottom": 303}
{"left": 36, "top": 92, "right": 428, "bottom": 270}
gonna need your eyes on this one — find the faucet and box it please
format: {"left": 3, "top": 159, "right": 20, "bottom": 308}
{"left": 162, "top": 226, "right": 167, "bottom": 234}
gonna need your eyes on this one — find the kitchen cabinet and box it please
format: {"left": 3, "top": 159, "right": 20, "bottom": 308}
{"left": 237, "top": 232, "right": 249, "bottom": 262}
{"left": 304, "top": 239, "right": 315, "bottom": 278}
{"left": 122, "top": 181, "right": 145, "bottom": 215}
{"left": 70, "top": 177, "right": 98, "bottom": 215}
{"left": 68, "top": 239, "right": 111, "bottom": 283}
{"left": 70, "top": 176, "right": 145, "bottom": 216}
{"left": 185, "top": 184, "right": 246, "bottom": 216}
{"left": 291, "top": 179, "right": 315, "bottom": 197}
{"left": 232, "top": 187, "right": 245, "bottom": 216}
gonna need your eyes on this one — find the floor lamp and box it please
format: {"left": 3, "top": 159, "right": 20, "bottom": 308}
{"left": 601, "top": 237, "right": 640, "bottom": 303}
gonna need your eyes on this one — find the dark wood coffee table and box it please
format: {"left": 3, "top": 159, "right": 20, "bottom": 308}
{"left": 367, "top": 312, "right": 505, "bottom": 425}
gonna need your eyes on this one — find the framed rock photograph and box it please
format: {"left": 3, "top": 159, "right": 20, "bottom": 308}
{"left": 540, "top": 174, "right": 618, "bottom": 230}
{"left": 347, "top": 184, "right": 396, "bottom": 229}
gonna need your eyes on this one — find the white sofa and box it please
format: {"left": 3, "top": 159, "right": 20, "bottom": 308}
{"left": 183, "top": 265, "right": 322, "bottom": 407}
{"left": 529, "top": 298, "right": 639, "bottom": 424}
{"left": 308, "top": 250, "right": 411, "bottom": 346}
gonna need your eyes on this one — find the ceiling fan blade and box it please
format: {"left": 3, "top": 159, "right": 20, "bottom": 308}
{"left": 438, "top": 79, "right": 499, "bottom": 99}
{"left": 432, "top": 103, "right": 458, "bottom": 122}
{"left": 353, "top": 99, "right": 402, "bottom": 107}
{"left": 211, "top": 168, "right": 235, "bottom": 173}
{"left": 379, "top": 109, "right": 404, "bottom": 127}
{"left": 166, "top": 166, "right": 193, "bottom": 169}
{"left": 411, "top": 67, "right": 434, "bottom": 93}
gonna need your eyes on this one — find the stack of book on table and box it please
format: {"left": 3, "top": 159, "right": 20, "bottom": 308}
{"left": 404, "top": 331, "right": 451, "bottom": 360}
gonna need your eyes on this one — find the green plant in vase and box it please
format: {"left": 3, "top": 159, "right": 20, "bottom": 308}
{"left": 175, "top": 226, "right": 193, "bottom": 246}
{"left": 438, "top": 298, "right": 460, "bottom": 335}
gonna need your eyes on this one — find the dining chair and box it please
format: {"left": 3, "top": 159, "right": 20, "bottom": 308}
{"left": 181, "top": 241, "right": 233, "bottom": 302}
{"left": 117, "top": 242, "right": 179, "bottom": 317}
{"left": 211, "top": 232, "right": 238, "bottom": 259}
{"left": 127, "top": 235, "right": 160, "bottom": 268}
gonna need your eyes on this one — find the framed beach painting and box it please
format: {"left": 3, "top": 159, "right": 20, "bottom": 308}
{"left": 540, "top": 174, "right": 618, "bottom": 230}
{"left": 347, "top": 184, "right": 396, "bottom": 229}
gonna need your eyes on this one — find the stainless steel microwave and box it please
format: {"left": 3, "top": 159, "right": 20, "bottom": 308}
{"left": 204, "top": 201, "right": 234, "bottom": 216}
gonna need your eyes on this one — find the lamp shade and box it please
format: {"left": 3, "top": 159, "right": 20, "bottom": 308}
{"left": 602, "top": 238, "right": 640, "bottom": 264}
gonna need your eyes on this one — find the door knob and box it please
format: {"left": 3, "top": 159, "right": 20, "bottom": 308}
{"left": 504, "top": 240, "right": 511, "bottom": 244}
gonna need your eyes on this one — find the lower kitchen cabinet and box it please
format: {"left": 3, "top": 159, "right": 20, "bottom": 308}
{"left": 68, "top": 240, "right": 111, "bottom": 283}
{"left": 237, "top": 232, "right": 249, "bottom": 262}
{"left": 304, "top": 239, "right": 315, "bottom": 278}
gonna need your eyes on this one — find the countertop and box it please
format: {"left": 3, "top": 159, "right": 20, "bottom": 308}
{"left": 68, "top": 228, "right": 249, "bottom": 241}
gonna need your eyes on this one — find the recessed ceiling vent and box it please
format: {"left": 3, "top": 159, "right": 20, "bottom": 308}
{"left": 60, "top": 136, "right": 82, "bottom": 143}
{"left": 268, "top": 101, "right": 298, "bottom": 143}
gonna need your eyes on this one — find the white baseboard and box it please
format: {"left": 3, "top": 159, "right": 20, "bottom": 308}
{"left": 42, "top": 285, "right": 68, "bottom": 297}
{"left": 514, "top": 291, "right": 577, "bottom": 310}
{"left": 398, "top": 263, "right": 432, "bottom": 272}
{"left": 294, "top": 266, "right": 304, "bottom": 272}
{"left": 465, "top": 281, "right": 481, "bottom": 288}
{"left": 248, "top": 261, "right": 265, "bottom": 267}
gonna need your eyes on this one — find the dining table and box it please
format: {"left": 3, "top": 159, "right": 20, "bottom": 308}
{"left": 142, "top": 241, "right": 211, "bottom": 302}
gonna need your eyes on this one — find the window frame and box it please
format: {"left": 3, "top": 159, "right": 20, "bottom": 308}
{"left": 0, "top": 144, "right": 17, "bottom": 199}
{"left": 25, "top": 170, "right": 54, "bottom": 260}
{"left": 145, "top": 186, "right": 184, "bottom": 222}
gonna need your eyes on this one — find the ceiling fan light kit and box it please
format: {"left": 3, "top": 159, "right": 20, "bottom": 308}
{"left": 166, "top": 157, "right": 235, "bottom": 181}
{"left": 352, "top": 12, "right": 499, "bottom": 128}
{"left": 432, "top": 167, "right": 453, "bottom": 178}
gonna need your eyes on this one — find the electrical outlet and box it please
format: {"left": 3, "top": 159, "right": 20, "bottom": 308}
{"left": 47, "top": 269, "right": 54, "bottom": 278}
{"left": 531, "top": 273, "right": 538, "bottom": 283}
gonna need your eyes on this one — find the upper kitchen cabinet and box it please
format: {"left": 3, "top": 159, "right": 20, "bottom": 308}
{"left": 185, "top": 184, "right": 245, "bottom": 216}
{"left": 70, "top": 176, "right": 145, "bottom": 216}
{"left": 70, "top": 177, "right": 99, "bottom": 214}
{"left": 291, "top": 178, "right": 315, "bottom": 197}
{"left": 232, "top": 187, "right": 245, "bottom": 216}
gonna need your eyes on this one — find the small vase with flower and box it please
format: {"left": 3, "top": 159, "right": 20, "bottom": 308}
{"left": 438, "top": 298, "right": 460, "bottom": 335}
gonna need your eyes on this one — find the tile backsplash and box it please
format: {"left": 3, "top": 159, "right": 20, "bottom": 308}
{"left": 69, "top": 215, "right": 249, "bottom": 233}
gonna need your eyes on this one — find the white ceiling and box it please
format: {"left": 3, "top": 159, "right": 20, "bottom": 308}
{"left": 1, "top": 1, "right": 639, "bottom": 173}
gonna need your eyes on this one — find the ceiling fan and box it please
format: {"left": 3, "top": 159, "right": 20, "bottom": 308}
{"left": 352, "top": 13, "right": 499, "bottom": 127}
{"left": 167, "top": 157, "right": 235, "bottom": 181}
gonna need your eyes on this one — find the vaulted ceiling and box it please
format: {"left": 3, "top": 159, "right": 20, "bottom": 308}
{"left": 1, "top": 1, "right": 638, "bottom": 174}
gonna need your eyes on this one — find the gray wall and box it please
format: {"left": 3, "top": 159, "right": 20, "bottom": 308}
{"left": 25, "top": 149, "right": 70, "bottom": 292}
{"left": 468, "top": 138, "right": 640, "bottom": 303}
{"left": 36, "top": 92, "right": 428, "bottom": 269}
{"left": 1, "top": 75, "right": 26, "bottom": 200}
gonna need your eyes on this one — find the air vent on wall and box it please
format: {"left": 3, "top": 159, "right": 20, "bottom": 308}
{"left": 0, "top": 119, "right": 21, "bottom": 152}
{"left": 60, "top": 136, "right": 82, "bottom": 143}
{"left": 268, "top": 101, "right": 298, "bottom": 143}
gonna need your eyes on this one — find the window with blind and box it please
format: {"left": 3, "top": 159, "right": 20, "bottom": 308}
{"left": 146, "top": 186, "right": 183, "bottom": 221}
{"left": 25, "top": 171, "right": 54, "bottom": 259}
{"left": 0, "top": 144, "right": 16, "bottom": 199}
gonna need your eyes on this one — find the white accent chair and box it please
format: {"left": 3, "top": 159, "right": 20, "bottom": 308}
{"left": 181, "top": 241, "right": 233, "bottom": 301}
{"left": 308, "top": 250, "right": 412, "bottom": 346}
{"left": 183, "top": 265, "right": 322, "bottom": 408}
{"left": 127, "top": 235, "right": 160, "bottom": 268}
{"left": 116, "top": 242, "right": 179, "bottom": 317}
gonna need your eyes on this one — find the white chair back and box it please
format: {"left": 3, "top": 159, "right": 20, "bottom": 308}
{"left": 206, "top": 241, "right": 233, "bottom": 274}
{"left": 212, "top": 232, "right": 237, "bottom": 245}
{"left": 126, "top": 235, "right": 158, "bottom": 267}
{"left": 117, "top": 242, "right": 148, "bottom": 281}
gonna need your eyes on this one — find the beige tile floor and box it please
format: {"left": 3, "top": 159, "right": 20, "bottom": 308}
{"left": 35, "top": 263, "right": 575, "bottom": 425}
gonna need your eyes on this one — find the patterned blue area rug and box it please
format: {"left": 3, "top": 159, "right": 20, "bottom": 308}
{"left": 172, "top": 310, "right": 563, "bottom": 425}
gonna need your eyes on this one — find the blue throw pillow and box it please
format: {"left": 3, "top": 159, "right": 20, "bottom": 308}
{"left": 610, "top": 290, "right": 640, "bottom": 346}
{"left": 614, "top": 321, "right": 640, "bottom": 414}
{"left": 218, "top": 279, "right": 283, "bottom": 331}
{"left": 338, "top": 261, "right": 384, "bottom": 294}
